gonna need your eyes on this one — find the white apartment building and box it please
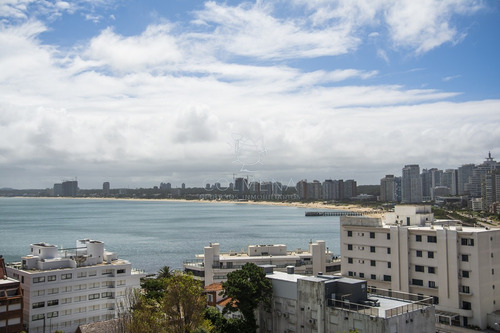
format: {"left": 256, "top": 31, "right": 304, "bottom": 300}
{"left": 6, "top": 239, "right": 145, "bottom": 333}
{"left": 340, "top": 205, "right": 500, "bottom": 330}
{"left": 184, "top": 241, "right": 340, "bottom": 286}
{"left": 258, "top": 267, "right": 435, "bottom": 333}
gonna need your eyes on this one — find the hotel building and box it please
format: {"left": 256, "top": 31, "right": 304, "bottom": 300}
{"left": 184, "top": 241, "right": 340, "bottom": 286}
{"left": 258, "top": 266, "right": 435, "bottom": 333}
{"left": 6, "top": 239, "right": 145, "bottom": 333}
{"left": 340, "top": 205, "right": 500, "bottom": 330}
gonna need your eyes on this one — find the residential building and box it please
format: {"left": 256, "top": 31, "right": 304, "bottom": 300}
{"left": 457, "top": 164, "right": 475, "bottom": 195}
{"left": 0, "top": 256, "right": 23, "bottom": 333}
{"left": 380, "top": 175, "right": 397, "bottom": 202}
{"left": 466, "top": 152, "right": 499, "bottom": 198}
{"left": 102, "top": 182, "right": 110, "bottom": 196}
{"left": 340, "top": 205, "right": 500, "bottom": 329}
{"left": 183, "top": 241, "right": 340, "bottom": 287}
{"left": 343, "top": 179, "right": 357, "bottom": 199}
{"left": 62, "top": 180, "right": 78, "bottom": 197}
{"left": 402, "top": 165, "right": 422, "bottom": 203}
{"left": 6, "top": 239, "right": 145, "bottom": 333}
{"left": 258, "top": 267, "right": 435, "bottom": 333}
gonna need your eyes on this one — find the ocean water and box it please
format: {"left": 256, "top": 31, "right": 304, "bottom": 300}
{"left": 0, "top": 197, "right": 341, "bottom": 274}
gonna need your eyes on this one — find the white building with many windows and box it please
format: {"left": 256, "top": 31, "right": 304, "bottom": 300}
{"left": 184, "top": 241, "right": 340, "bottom": 286}
{"left": 6, "top": 239, "right": 145, "bottom": 333}
{"left": 340, "top": 205, "right": 500, "bottom": 330}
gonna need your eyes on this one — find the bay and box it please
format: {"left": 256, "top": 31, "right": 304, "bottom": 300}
{"left": 0, "top": 197, "right": 341, "bottom": 274}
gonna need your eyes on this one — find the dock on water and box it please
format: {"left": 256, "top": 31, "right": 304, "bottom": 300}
{"left": 305, "top": 211, "right": 364, "bottom": 217}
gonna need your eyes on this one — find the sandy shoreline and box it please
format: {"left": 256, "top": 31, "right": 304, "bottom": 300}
{"left": 7, "top": 196, "right": 384, "bottom": 217}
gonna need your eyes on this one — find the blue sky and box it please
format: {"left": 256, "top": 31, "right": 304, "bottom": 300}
{"left": 1, "top": 0, "right": 499, "bottom": 189}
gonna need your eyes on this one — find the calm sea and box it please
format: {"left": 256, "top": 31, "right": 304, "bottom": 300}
{"left": 0, "top": 197, "right": 341, "bottom": 274}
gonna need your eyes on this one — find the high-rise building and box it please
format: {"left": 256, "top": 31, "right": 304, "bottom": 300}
{"left": 340, "top": 205, "right": 500, "bottom": 329}
{"left": 457, "top": 164, "right": 475, "bottom": 195}
{"left": 102, "top": 182, "right": 110, "bottom": 196}
{"left": 466, "top": 152, "right": 499, "bottom": 198}
{"left": 401, "top": 165, "right": 422, "bottom": 203}
{"left": 343, "top": 179, "right": 357, "bottom": 199}
{"left": 380, "top": 175, "right": 397, "bottom": 202}
{"left": 6, "top": 239, "right": 144, "bottom": 333}
{"left": 61, "top": 181, "right": 78, "bottom": 197}
{"left": 441, "top": 169, "right": 458, "bottom": 196}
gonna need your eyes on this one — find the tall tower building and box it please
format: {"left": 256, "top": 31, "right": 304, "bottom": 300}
{"left": 102, "top": 182, "right": 110, "bottom": 196}
{"left": 457, "top": 164, "right": 475, "bottom": 195}
{"left": 380, "top": 175, "right": 396, "bottom": 202}
{"left": 402, "top": 165, "right": 422, "bottom": 203}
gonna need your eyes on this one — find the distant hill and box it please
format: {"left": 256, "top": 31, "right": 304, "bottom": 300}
{"left": 357, "top": 185, "right": 380, "bottom": 197}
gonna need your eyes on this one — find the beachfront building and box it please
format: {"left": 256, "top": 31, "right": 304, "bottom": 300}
{"left": 0, "top": 256, "right": 23, "bottom": 333}
{"left": 340, "top": 205, "right": 500, "bottom": 330}
{"left": 257, "top": 266, "right": 435, "bottom": 333}
{"left": 183, "top": 241, "right": 340, "bottom": 286}
{"left": 6, "top": 239, "right": 145, "bottom": 333}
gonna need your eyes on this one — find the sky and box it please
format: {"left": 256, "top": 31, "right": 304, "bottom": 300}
{"left": 1, "top": 0, "right": 499, "bottom": 189}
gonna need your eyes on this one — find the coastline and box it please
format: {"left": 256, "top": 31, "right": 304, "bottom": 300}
{"left": 4, "top": 196, "right": 384, "bottom": 217}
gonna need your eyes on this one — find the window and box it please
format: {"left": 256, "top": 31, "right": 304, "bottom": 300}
{"left": 89, "top": 293, "right": 100, "bottom": 300}
{"left": 462, "top": 254, "right": 469, "bottom": 262}
{"left": 102, "top": 269, "right": 113, "bottom": 275}
{"left": 359, "top": 273, "right": 365, "bottom": 278}
{"left": 427, "top": 236, "right": 437, "bottom": 243}
{"left": 428, "top": 281, "right": 436, "bottom": 288}
{"left": 101, "top": 292, "right": 113, "bottom": 298}
{"left": 371, "top": 274, "right": 376, "bottom": 280}
{"left": 412, "top": 279, "right": 423, "bottom": 286}
{"left": 89, "top": 282, "right": 100, "bottom": 289}
{"left": 74, "top": 284, "right": 87, "bottom": 291}
{"left": 47, "top": 275, "right": 56, "bottom": 281}
{"left": 348, "top": 258, "right": 353, "bottom": 264}
{"left": 32, "top": 314, "right": 45, "bottom": 321}
{"left": 387, "top": 233, "right": 391, "bottom": 240}
{"left": 33, "top": 276, "right": 45, "bottom": 283}
{"left": 460, "top": 285, "right": 470, "bottom": 294}
{"left": 32, "top": 301, "right": 45, "bottom": 309}
{"left": 432, "top": 296, "right": 439, "bottom": 305}
{"left": 461, "top": 238, "right": 474, "bottom": 246}
{"left": 61, "top": 286, "right": 72, "bottom": 292}
{"left": 74, "top": 296, "right": 86, "bottom": 302}
{"left": 387, "top": 248, "right": 391, "bottom": 254}
{"left": 387, "top": 262, "right": 391, "bottom": 269}
{"left": 61, "top": 273, "right": 72, "bottom": 280}
{"left": 383, "top": 275, "right": 391, "bottom": 282}
{"left": 61, "top": 309, "right": 72, "bottom": 316}
{"left": 33, "top": 290, "right": 45, "bottom": 296}
{"left": 428, "top": 251, "right": 434, "bottom": 258}
{"left": 47, "top": 311, "right": 58, "bottom": 318}
{"left": 461, "top": 270, "right": 470, "bottom": 278}
{"left": 347, "top": 244, "right": 353, "bottom": 251}
{"left": 89, "top": 304, "right": 100, "bottom": 311}
{"left": 47, "top": 288, "right": 59, "bottom": 295}
{"left": 347, "top": 231, "right": 352, "bottom": 237}
{"left": 370, "top": 246, "right": 376, "bottom": 253}
{"left": 117, "top": 269, "right": 126, "bottom": 274}
{"left": 428, "top": 267, "right": 436, "bottom": 274}
{"left": 47, "top": 299, "right": 58, "bottom": 306}
{"left": 61, "top": 297, "right": 72, "bottom": 304}
{"left": 77, "top": 272, "right": 87, "bottom": 278}
{"left": 370, "top": 260, "right": 376, "bottom": 267}
{"left": 416, "top": 235, "right": 422, "bottom": 242}
{"left": 348, "top": 271, "right": 354, "bottom": 277}
{"left": 370, "top": 232, "right": 375, "bottom": 239}
{"left": 415, "top": 265, "right": 425, "bottom": 272}
{"left": 416, "top": 250, "right": 422, "bottom": 257}
{"left": 462, "top": 301, "right": 471, "bottom": 310}
{"left": 88, "top": 270, "right": 97, "bottom": 276}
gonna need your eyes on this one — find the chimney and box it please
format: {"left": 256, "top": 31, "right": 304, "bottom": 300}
{"left": 286, "top": 266, "right": 295, "bottom": 274}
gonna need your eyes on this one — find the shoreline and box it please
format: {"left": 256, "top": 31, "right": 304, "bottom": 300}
{"left": 3, "top": 196, "right": 384, "bottom": 217}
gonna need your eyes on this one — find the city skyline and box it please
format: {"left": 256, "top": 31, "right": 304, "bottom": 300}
{"left": 1, "top": 1, "right": 499, "bottom": 189}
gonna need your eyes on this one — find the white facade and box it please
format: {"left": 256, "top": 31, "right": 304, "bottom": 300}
{"left": 340, "top": 205, "right": 500, "bottom": 329}
{"left": 6, "top": 239, "right": 145, "bottom": 333}
{"left": 184, "top": 241, "right": 340, "bottom": 286}
{"left": 258, "top": 269, "right": 435, "bottom": 333}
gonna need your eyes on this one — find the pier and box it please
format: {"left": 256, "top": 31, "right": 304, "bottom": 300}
{"left": 305, "top": 211, "right": 364, "bottom": 217}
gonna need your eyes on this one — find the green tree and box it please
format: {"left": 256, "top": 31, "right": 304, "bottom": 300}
{"left": 157, "top": 265, "right": 172, "bottom": 279}
{"left": 162, "top": 272, "right": 206, "bottom": 333}
{"left": 221, "top": 263, "right": 272, "bottom": 332}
